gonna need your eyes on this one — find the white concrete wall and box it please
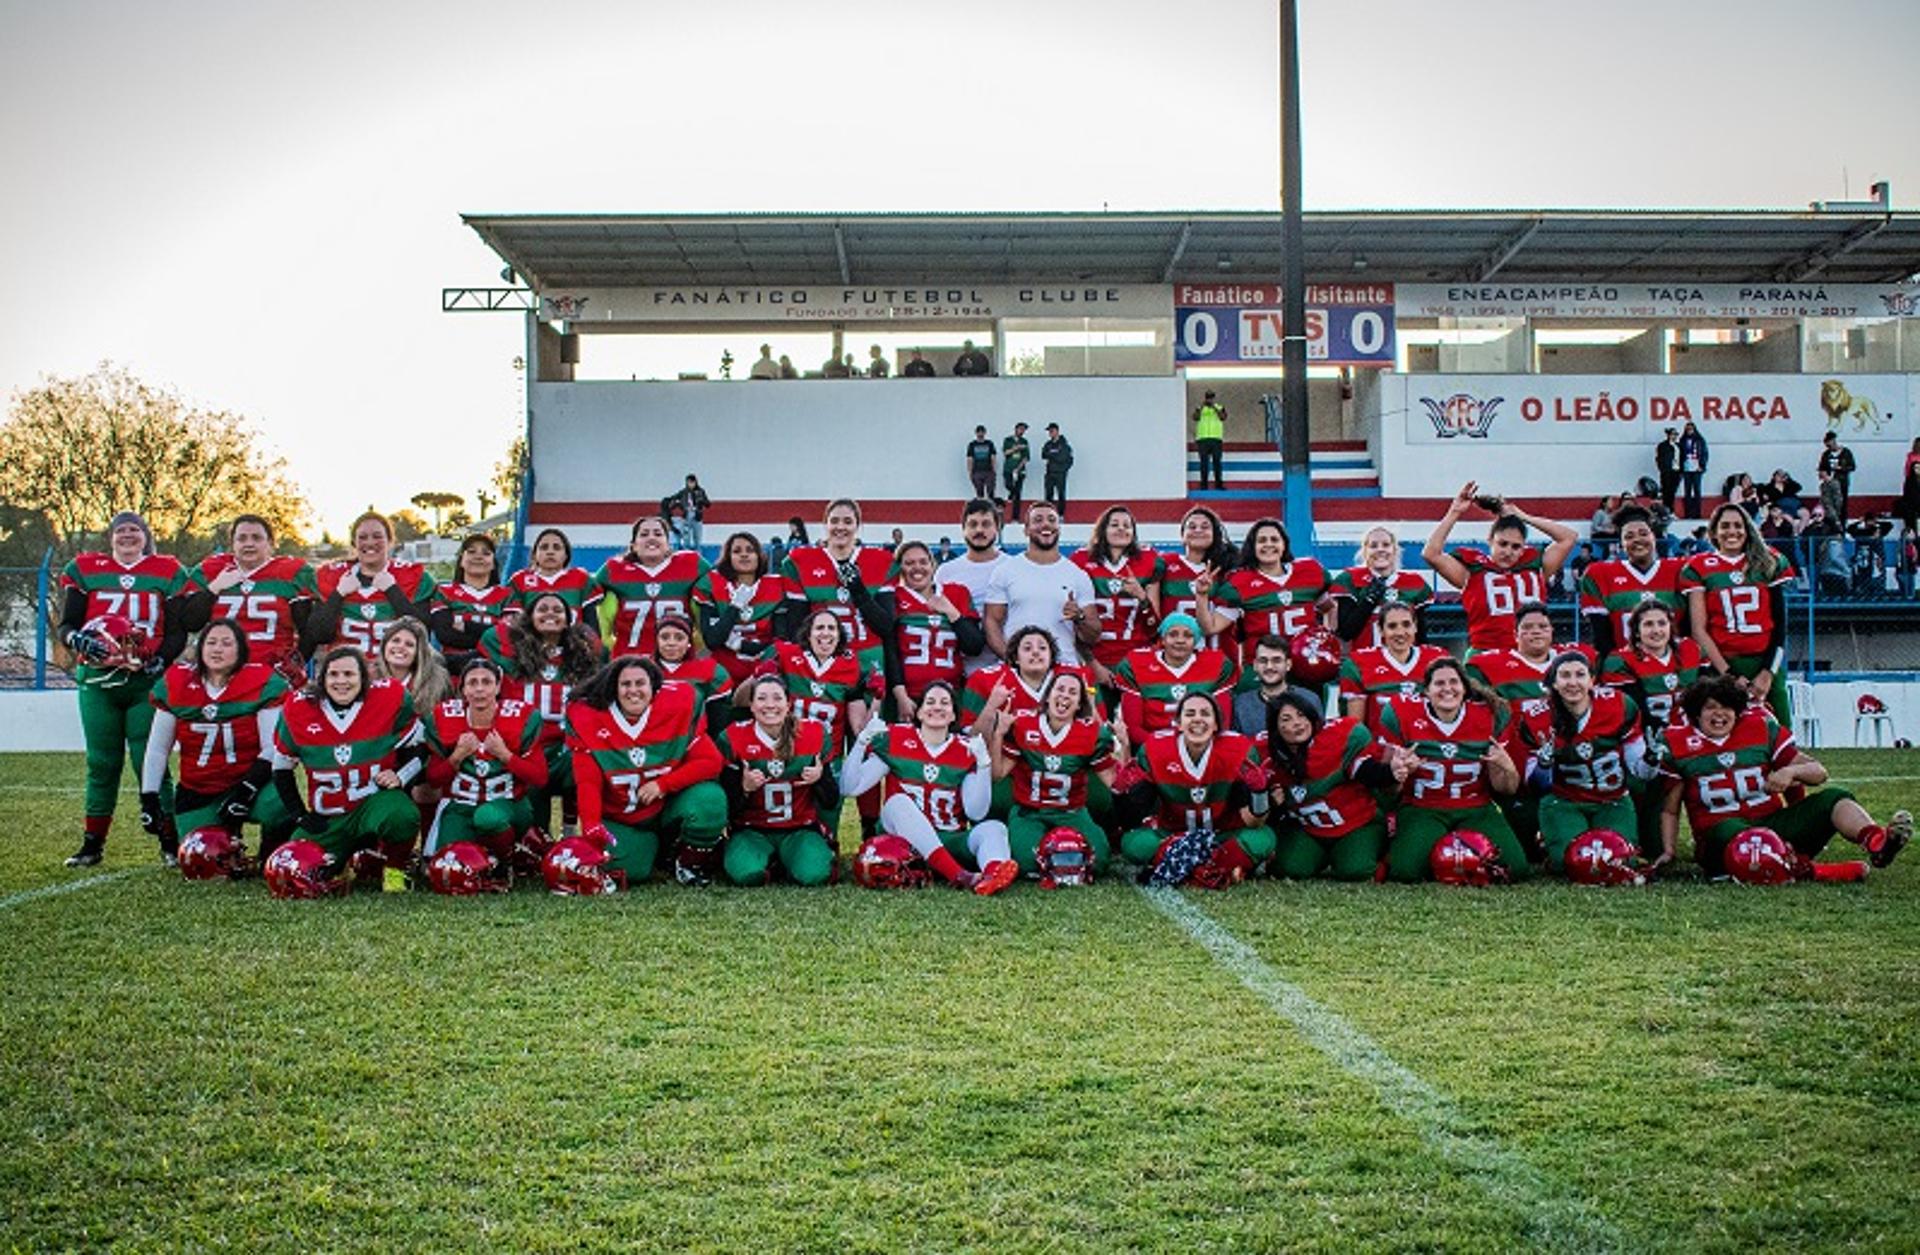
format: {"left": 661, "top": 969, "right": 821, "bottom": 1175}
{"left": 0, "top": 692, "right": 85, "bottom": 752}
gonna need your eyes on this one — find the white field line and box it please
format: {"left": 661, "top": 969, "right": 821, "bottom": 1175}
{"left": 0, "top": 867, "right": 149, "bottom": 913}
{"left": 1136, "top": 884, "right": 1621, "bottom": 1254}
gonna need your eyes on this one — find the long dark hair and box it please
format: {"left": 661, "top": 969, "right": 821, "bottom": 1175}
{"left": 305, "top": 645, "right": 370, "bottom": 705}
{"left": 507, "top": 592, "right": 600, "bottom": 685}
{"left": 1424, "top": 656, "right": 1502, "bottom": 716}
{"left": 1039, "top": 668, "right": 1096, "bottom": 721}
{"left": 574, "top": 655, "right": 664, "bottom": 712}
{"left": 744, "top": 673, "right": 798, "bottom": 758}
{"left": 1087, "top": 505, "right": 1143, "bottom": 564}
{"left": 1180, "top": 505, "right": 1237, "bottom": 573}
{"left": 1264, "top": 690, "right": 1324, "bottom": 781}
{"left": 1544, "top": 651, "right": 1595, "bottom": 749}
{"left": 193, "top": 617, "right": 251, "bottom": 681}
{"left": 1238, "top": 518, "right": 1292, "bottom": 570}
{"left": 1627, "top": 600, "right": 1674, "bottom": 656}
{"left": 1707, "top": 502, "right": 1782, "bottom": 585}
{"left": 719, "top": 531, "right": 767, "bottom": 582}
{"left": 915, "top": 680, "right": 961, "bottom": 733}
{"left": 794, "top": 607, "right": 850, "bottom": 655}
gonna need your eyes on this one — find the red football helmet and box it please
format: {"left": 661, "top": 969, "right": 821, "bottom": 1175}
{"left": 177, "top": 826, "right": 248, "bottom": 881}
{"left": 544, "top": 836, "right": 623, "bottom": 895}
{"left": 1857, "top": 693, "right": 1888, "bottom": 716}
{"left": 1036, "top": 827, "right": 1094, "bottom": 889}
{"left": 263, "top": 839, "right": 348, "bottom": 899}
{"left": 853, "top": 835, "right": 931, "bottom": 889}
{"left": 1564, "top": 828, "right": 1646, "bottom": 886}
{"left": 1288, "top": 627, "right": 1343, "bottom": 687}
{"left": 425, "top": 841, "right": 506, "bottom": 896}
{"left": 1723, "top": 827, "right": 1803, "bottom": 886}
{"left": 1430, "top": 830, "right": 1508, "bottom": 886}
{"left": 512, "top": 826, "right": 554, "bottom": 878}
{"left": 80, "top": 613, "right": 155, "bottom": 672}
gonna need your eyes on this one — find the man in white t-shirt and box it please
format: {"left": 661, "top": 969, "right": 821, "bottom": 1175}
{"left": 984, "top": 501, "right": 1102, "bottom": 666}
{"left": 936, "top": 497, "right": 1008, "bottom": 675}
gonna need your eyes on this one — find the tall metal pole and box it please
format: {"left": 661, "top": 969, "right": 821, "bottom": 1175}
{"left": 1279, "top": 0, "right": 1315, "bottom": 550}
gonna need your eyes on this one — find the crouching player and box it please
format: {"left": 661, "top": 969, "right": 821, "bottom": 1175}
{"left": 1515, "top": 651, "right": 1657, "bottom": 879}
{"left": 720, "top": 675, "right": 839, "bottom": 886}
{"left": 1265, "top": 691, "right": 1405, "bottom": 881}
{"left": 1658, "top": 674, "right": 1910, "bottom": 877}
{"left": 421, "top": 658, "right": 548, "bottom": 890}
{"left": 840, "top": 682, "right": 1019, "bottom": 895}
{"left": 264, "top": 647, "right": 426, "bottom": 896}
{"left": 562, "top": 657, "right": 727, "bottom": 887}
{"left": 141, "top": 618, "right": 294, "bottom": 878}
{"left": 1115, "top": 693, "right": 1277, "bottom": 887}
{"left": 986, "top": 668, "right": 1122, "bottom": 876}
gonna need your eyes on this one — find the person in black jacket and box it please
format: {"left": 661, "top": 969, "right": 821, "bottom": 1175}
{"left": 1654, "top": 427, "right": 1681, "bottom": 512}
{"left": 1818, "top": 432, "right": 1857, "bottom": 521}
{"left": 1041, "top": 423, "right": 1074, "bottom": 519}
{"left": 953, "top": 339, "right": 992, "bottom": 376}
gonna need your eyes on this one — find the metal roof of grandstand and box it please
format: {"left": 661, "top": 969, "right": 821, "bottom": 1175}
{"left": 464, "top": 209, "right": 1920, "bottom": 291}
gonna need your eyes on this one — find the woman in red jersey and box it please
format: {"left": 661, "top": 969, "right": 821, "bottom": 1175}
{"left": 693, "top": 531, "right": 790, "bottom": 684}
{"left": 1423, "top": 482, "right": 1576, "bottom": 654}
{"left": 309, "top": 511, "right": 437, "bottom": 656}
{"left": 718, "top": 675, "right": 838, "bottom": 887}
{"left": 508, "top": 527, "right": 595, "bottom": 616}
{"left": 1073, "top": 504, "right": 1164, "bottom": 685}
{"left": 1331, "top": 525, "right": 1433, "bottom": 648}
{"left": 1194, "top": 517, "right": 1331, "bottom": 685}
{"left": 183, "top": 513, "right": 317, "bottom": 687}
{"left": 882, "top": 539, "right": 984, "bottom": 722}
{"left": 431, "top": 534, "right": 515, "bottom": 672}
{"left": 592, "top": 514, "right": 712, "bottom": 660}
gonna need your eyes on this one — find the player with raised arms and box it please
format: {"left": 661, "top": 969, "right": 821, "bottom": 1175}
{"left": 592, "top": 514, "right": 711, "bottom": 660}
{"left": 1073, "top": 504, "right": 1164, "bottom": 686}
{"left": 1114, "top": 692, "right": 1277, "bottom": 887}
{"left": 1340, "top": 601, "right": 1449, "bottom": 735}
{"left": 57, "top": 510, "right": 189, "bottom": 867}
{"left": 508, "top": 526, "right": 595, "bottom": 616}
{"left": 984, "top": 667, "right": 1122, "bottom": 875}
{"left": 693, "top": 531, "right": 790, "bottom": 685}
{"left": 430, "top": 534, "right": 514, "bottom": 672}
{"left": 1330, "top": 525, "right": 1432, "bottom": 648}
{"left": 840, "top": 681, "right": 1019, "bottom": 895}
{"left": 181, "top": 513, "right": 317, "bottom": 687}
{"left": 1681, "top": 503, "right": 1796, "bottom": 725}
{"left": 881, "top": 539, "right": 985, "bottom": 722}
{"left": 1423, "top": 482, "right": 1577, "bottom": 654}
{"left": 719, "top": 674, "right": 838, "bottom": 887}
{"left": 141, "top": 618, "right": 294, "bottom": 876}
{"left": 1193, "top": 517, "right": 1330, "bottom": 688}
{"left": 1265, "top": 690, "right": 1405, "bottom": 881}
{"left": 308, "top": 511, "right": 436, "bottom": 656}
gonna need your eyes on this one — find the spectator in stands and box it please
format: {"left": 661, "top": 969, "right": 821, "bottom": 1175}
{"left": 1818, "top": 432, "right": 1856, "bottom": 520}
{"left": 1655, "top": 427, "right": 1682, "bottom": 512}
{"left": 749, "top": 344, "right": 779, "bottom": 380}
{"left": 903, "top": 349, "right": 936, "bottom": 378}
{"left": 1567, "top": 543, "right": 1596, "bottom": 592}
{"left": 1759, "top": 504, "right": 1796, "bottom": 543}
{"left": 777, "top": 355, "right": 799, "bottom": 380}
{"left": 1681, "top": 526, "right": 1711, "bottom": 556}
{"left": 953, "top": 339, "right": 992, "bottom": 376}
{"left": 965, "top": 426, "right": 998, "bottom": 501}
{"left": 663, "top": 475, "right": 711, "bottom": 553}
{"left": 866, "top": 345, "right": 890, "bottom": 379}
{"left": 1725, "top": 473, "right": 1762, "bottom": 518}
{"left": 1041, "top": 423, "right": 1074, "bottom": 519}
{"left": 1761, "top": 468, "right": 1804, "bottom": 517}
{"left": 1192, "top": 391, "right": 1227, "bottom": 490}
{"left": 1900, "top": 455, "right": 1920, "bottom": 542}
{"left": 890, "top": 527, "right": 905, "bottom": 550}
{"left": 785, "top": 517, "right": 810, "bottom": 548}
{"left": 822, "top": 353, "right": 853, "bottom": 379}
{"left": 1678, "top": 421, "right": 1708, "bottom": 518}
{"left": 1002, "top": 422, "right": 1031, "bottom": 519}
{"left": 1589, "top": 496, "right": 1622, "bottom": 547}
{"left": 1818, "top": 467, "right": 1845, "bottom": 525}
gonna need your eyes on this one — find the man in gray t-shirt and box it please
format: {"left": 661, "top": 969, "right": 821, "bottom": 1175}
{"left": 983, "top": 502, "right": 1100, "bottom": 666}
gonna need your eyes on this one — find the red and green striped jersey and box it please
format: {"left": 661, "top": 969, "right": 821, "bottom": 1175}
{"left": 720, "top": 719, "right": 830, "bottom": 831}
{"left": 656, "top": 654, "right": 733, "bottom": 710}
{"left": 565, "top": 682, "right": 705, "bottom": 826}
{"left": 272, "top": 679, "right": 421, "bottom": 816}
{"left": 425, "top": 697, "right": 545, "bottom": 806}
{"left": 1328, "top": 566, "right": 1434, "bottom": 648}
{"left": 1601, "top": 641, "right": 1702, "bottom": 732}
{"left": 592, "top": 551, "right": 712, "bottom": 659}
{"left": 477, "top": 626, "right": 579, "bottom": 738}
{"left": 1454, "top": 546, "right": 1546, "bottom": 652}
{"left": 314, "top": 561, "right": 438, "bottom": 654}
{"left": 1157, "top": 553, "right": 1225, "bottom": 649}
{"left": 1515, "top": 688, "right": 1643, "bottom": 804}
{"left": 61, "top": 551, "right": 187, "bottom": 642}
{"left": 1072, "top": 550, "right": 1165, "bottom": 670}
{"left": 960, "top": 662, "right": 1104, "bottom": 723}
{"left": 1658, "top": 708, "right": 1798, "bottom": 834}
{"left": 190, "top": 554, "right": 316, "bottom": 666}
{"left": 151, "top": 661, "right": 290, "bottom": 794}
{"left": 1465, "top": 648, "right": 1553, "bottom": 704}
{"left": 1378, "top": 698, "right": 1511, "bottom": 811}
{"left": 761, "top": 640, "right": 882, "bottom": 760}
{"left": 1112, "top": 645, "right": 1239, "bottom": 736}
{"left": 1136, "top": 729, "right": 1261, "bottom": 834}
{"left": 1340, "top": 644, "right": 1451, "bottom": 735}
{"left": 507, "top": 565, "right": 595, "bottom": 614}
{"left": 871, "top": 726, "right": 978, "bottom": 833}
{"left": 1214, "top": 559, "right": 1331, "bottom": 668}
{"left": 1578, "top": 557, "right": 1685, "bottom": 647}
{"left": 1267, "top": 715, "right": 1382, "bottom": 838}
{"left": 890, "top": 582, "right": 977, "bottom": 699}
{"left": 1678, "top": 550, "right": 1794, "bottom": 661}
{"left": 779, "top": 545, "right": 895, "bottom": 652}
{"left": 692, "top": 569, "right": 791, "bottom": 679}
{"left": 434, "top": 582, "right": 515, "bottom": 643}
{"left": 1000, "top": 711, "right": 1115, "bottom": 812}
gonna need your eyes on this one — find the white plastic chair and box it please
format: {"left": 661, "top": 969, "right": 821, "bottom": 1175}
{"left": 1786, "top": 678, "right": 1821, "bottom": 748}
{"left": 1854, "top": 702, "right": 1895, "bottom": 748}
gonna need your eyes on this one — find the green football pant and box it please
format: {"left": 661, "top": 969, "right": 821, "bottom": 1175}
{"left": 1118, "top": 824, "right": 1276, "bottom": 867}
{"left": 1007, "top": 806, "right": 1110, "bottom": 875}
{"left": 1537, "top": 794, "right": 1639, "bottom": 871}
{"left": 1273, "top": 818, "right": 1387, "bottom": 881}
{"left": 175, "top": 787, "right": 293, "bottom": 841}
{"left": 430, "top": 796, "right": 536, "bottom": 854}
{"left": 724, "top": 826, "right": 836, "bottom": 887}
{"left": 1724, "top": 653, "right": 1792, "bottom": 727}
{"left": 77, "top": 673, "right": 170, "bottom": 820}
{"left": 307, "top": 789, "right": 420, "bottom": 861}
{"left": 1386, "top": 803, "right": 1532, "bottom": 882}
{"left": 601, "top": 781, "right": 728, "bottom": 881}
{"left": 1695, "top": 786, "right": 1855, "bottom": 873}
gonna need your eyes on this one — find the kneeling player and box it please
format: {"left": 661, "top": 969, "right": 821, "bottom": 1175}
{"left": 1266, "top": 691, "right": 1404, "bottom": 881}
{"left": 987, "top": 668, "right": 1121, "bottom": 875}
{"left": 422, "top": 658, "right": 547, "bottom": 888}
{"left": 1658, "top": 674, "right": 1910, "bottom": 875}
{"left": 1515, "top": 651, "right": 1656, "bottom": 876}
{"left": 720, "top": 676, "right": 839, "bottom": 886}
{"left": 1115, "top": 693, "right": 1277, "bottom": 887}
{"left": 840, "top": 682, "right": 1018, "bottom": 895}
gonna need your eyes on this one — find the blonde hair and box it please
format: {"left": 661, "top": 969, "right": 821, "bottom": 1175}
{"left": 375, "top": 616, "right": 451, "bottom": 710}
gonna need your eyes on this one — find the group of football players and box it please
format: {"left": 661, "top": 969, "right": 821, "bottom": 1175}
{"left": 53, "top": 479, "right": 1908, "bottom": 898}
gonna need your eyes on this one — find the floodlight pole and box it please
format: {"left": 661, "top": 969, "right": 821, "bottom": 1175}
{"left": 1279, "top": 0, "right": 1315, "bottom": 550}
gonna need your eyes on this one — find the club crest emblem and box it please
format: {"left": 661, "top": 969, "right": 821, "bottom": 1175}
{"left": 1576, "top": 743, "right": 1594, "bottom": 760}
{"left": 1716, "top": 752, "right": 1736, "bottom": 767}
{"left": 1106, "top": 579, "right": 1122, "bottom": 595}
{"left": 767, "top": 761, "right": 785, "bottom": 778}
{"left": 360, "top": 604, "right": 378, "bottom": 619}
{"left": 474, "top": 761, "right": 491, "bottom": 777}
{"left": 240, "top": 580, "right": 255, "bottom": 593}
{"left": 1730, "top": 571, "right": 1745, "bottom": 585}
{"left": 1044, "top": 754, "right": 1062, "bottom": 771}
{"left": 1278, "top": 591, "right": 1293, "bottom": 605}
{"left": 541, "top": 665, "right": 559, "bottom": 681}
{"left": 1169, "top": 684, "right": 1187, "bottom": 701}
{"left": 1289, "top": 785, "right": 1308, "bottom": 804}
{"left": 810, "top": 682, "right": 825, "bottom": 697}
{"left": 1400, "top": 682, "right": 1420, "bottom": 698}
{"left": 202, "top": 704, "right": 220, "bottom": 720}
{"left": 629, "top": 747, "right": 648, "bottom": 766}
{"left": 1662, "top": 674, "right": 1678, "bottom": 690}
{"left": 1419, "top": 392, "right": 1504, "bottom": 439}
{"left": 836, "top": 588, "right": 850, "bottom": 604}
{"left": 1441, "top": 742, "right": 1459, "bottom": 759}
{"left": 1189, "top": 786, "right": 1209, "bottom": 803}
{"left": 645, "top": 583, "right": 661, "bottom": 597}
{"left": 118, "top": 574, "right": 136, "bottom": 589}
{"left": 923, "top": 764, "right": 941, "bottom": 783}
{"left": 333, "top": 745, "right": 353, "bottom": 765}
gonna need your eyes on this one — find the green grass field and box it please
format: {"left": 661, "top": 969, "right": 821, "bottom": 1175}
{"left": 3, "top": 750, "right": 1917, "bottom": 1252}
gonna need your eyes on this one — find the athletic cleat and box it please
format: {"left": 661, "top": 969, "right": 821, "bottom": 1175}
{"left": 161, "top": 851, "right": 180, "bottom": 869}
{"left": 65, "top": 836, "right": 105, "bottom": 868}
{"left": 1867, "top": 810, "right": 1911, "bottom": 869}
{"left": 674, "top": 859, "right": 712, "bottom": 887}
{"left": 972, "top": 859, "right": 1019, "bottom": 897}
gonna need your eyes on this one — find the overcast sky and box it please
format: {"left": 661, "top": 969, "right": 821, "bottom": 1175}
{"left": 3, "top": 0, "right": 1916, "bottom": 536}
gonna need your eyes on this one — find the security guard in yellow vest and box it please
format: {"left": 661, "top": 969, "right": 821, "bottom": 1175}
{"left": 1193, "top": 390, "right": 1227, "bottom": 490}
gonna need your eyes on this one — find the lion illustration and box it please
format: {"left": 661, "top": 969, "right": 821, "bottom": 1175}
{"left": 1819, "top": 379, "right": 1886, "bottom": 433}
